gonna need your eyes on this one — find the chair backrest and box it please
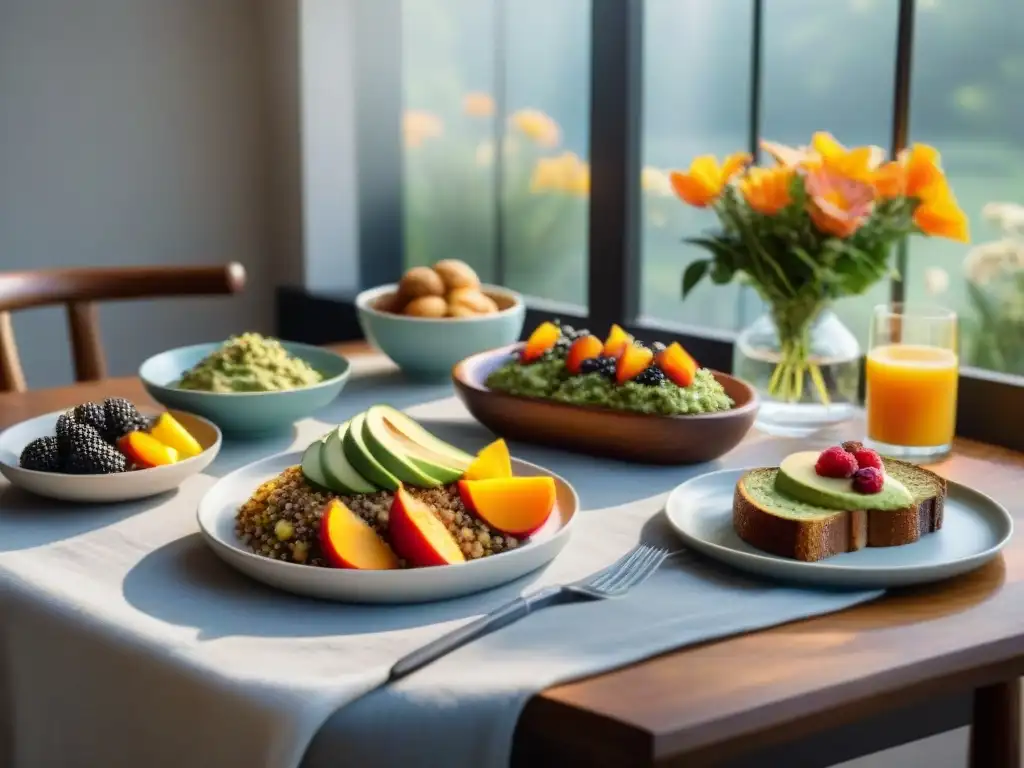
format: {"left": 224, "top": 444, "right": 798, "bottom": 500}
{"left": 0, "top": 263, "right": 246, "bottom": 392}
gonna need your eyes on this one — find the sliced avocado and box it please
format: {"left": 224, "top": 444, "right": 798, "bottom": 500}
{"left": 321, "top": 422, "right": 377, "bottom": 494}
{"left": 300, "top": 433, "right": 332, "bottom": 489}
{"left": 343, "top": 412, "right": 400, "bottom": 491}
{"left": 360, "top": 407, "right": 444, "bottom": 487}
{"left": 776, "top": 451, "right": 913, "bottom": 511}
{"left": 364, "top": 404, "right": 472, "bottom": 484}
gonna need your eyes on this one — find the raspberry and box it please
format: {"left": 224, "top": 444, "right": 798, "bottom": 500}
{"left": 852, "top": 467, "right": 884, "bottom": 494}
{"left": 853, "top": 448, "right": 883, "bottom": 471}
{"left": 841, "top": 440, "right": 864, "bottom": 454}
{"left": 815, "top": 446, "right": 858, "bottom": 478}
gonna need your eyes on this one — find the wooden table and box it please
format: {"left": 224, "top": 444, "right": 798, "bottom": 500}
{"left": 2, "top": 342, "right": 1021, "bottom": 768}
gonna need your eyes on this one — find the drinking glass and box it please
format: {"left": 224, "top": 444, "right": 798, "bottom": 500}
{"left": 865, "top": 303, "right": 958, "bottom": 463}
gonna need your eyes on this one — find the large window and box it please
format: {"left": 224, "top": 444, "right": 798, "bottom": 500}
{"left": 346, "top": 0, "right": 1024, "bottom": 450}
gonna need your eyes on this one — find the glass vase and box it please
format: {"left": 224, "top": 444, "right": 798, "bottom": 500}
{"left": 733, "top": 306, "right": 861, "bottom": 437}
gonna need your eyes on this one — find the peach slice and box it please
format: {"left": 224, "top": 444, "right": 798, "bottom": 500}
{"left": 458, "top": 476, "right": 556, "bottom": 537}
{"left": 565, "top": 334, "right": 604, "bottom": 375}
{"left": 520, "top": 321, "right": 561, "bottom": 363}
{"left": 463, "top": 438, "right": 512, "bottom": 481}
{"left": 320, "top": 499, "right": 399, "bottom": 570}
{"left": 615, "top": 343, "right": 654, "bottom": 384}
{"left": 602, "top": 323, "right": 632, "bottom": 358}
{"left": 388, "top": 486, "right": 466, "bottom": 567}
{"left": 657, "top": 341, "right": 698, "bottom": 387}
{"left": 117, "top": 431, "right": 179, "bottom": 468}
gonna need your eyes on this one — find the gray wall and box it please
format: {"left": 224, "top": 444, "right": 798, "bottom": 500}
{"left": 0, "top": 0, "right": 274, "bottom": 388}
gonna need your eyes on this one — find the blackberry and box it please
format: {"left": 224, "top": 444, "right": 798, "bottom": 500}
{"left": 55, "top": 411, "right": 77, "bottom": 456}
{"left": 634, "top": 366, "right": 667, "bottom": 386}
{"left": 579, "top": 355, "right": 617, "bottom": 379}
{"left": 72, "top": 402, "right": 107, "bottom": 434}
{"left": 63, "top": 424, "right": 126, "bottom": 474}
{"left": 19, "top": 437, "right": 61, "bottom": 472}
{"left": 103, "top": 397, "right": 143, "bottom": 441}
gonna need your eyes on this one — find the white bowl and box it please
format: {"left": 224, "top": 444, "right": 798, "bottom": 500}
{"left": 0, "top": 409, "right": 222, "bottom": 503}
{"left": 197, "top": 450, "right": 578, "bottom": 603}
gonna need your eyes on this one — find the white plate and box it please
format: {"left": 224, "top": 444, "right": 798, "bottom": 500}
{"left": 665, "top": 468, "right": 1013, "bottom": 588}
{"left": 0, "top": 409, "right": 221, "bottom": 503}
{"left": 197, "top": 450, "right": 579, "bottom": 603}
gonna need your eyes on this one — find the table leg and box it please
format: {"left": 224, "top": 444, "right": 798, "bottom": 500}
{"left": 970, "top": 680, "right": 1021, "bottom": 768}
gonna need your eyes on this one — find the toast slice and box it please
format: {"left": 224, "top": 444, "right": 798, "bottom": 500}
{"left": 733, "top": 458, "right": 947, "bottom": 562}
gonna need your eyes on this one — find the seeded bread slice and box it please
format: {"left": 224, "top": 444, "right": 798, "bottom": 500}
{"left": 733, "top": 458, "right": 947, "bottom": 562}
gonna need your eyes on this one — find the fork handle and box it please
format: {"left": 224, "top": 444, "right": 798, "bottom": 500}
{"left": 389, "top": 587, "right": 564, "bottom": 682}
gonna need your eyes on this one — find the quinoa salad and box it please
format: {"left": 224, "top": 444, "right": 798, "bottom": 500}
{"left": 235, "top": 466, "right": 519, "bottom": 568}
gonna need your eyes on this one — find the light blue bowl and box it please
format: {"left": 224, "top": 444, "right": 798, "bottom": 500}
{"left": 356, "top": 283, "right": 526, "bottom": 380}
{"left": 139, "top": 341, "right": 351, "bottom": 436}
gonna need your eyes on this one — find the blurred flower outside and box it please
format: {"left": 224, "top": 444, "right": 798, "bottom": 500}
{"left": 402, "top": 97, "right": 680, "bottom": 305}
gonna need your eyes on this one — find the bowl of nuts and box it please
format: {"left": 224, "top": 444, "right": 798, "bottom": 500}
{"left": 355, "top": 259, "right": 525, "bottom": 380}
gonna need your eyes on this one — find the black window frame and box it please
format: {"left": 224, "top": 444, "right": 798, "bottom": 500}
{"left": 277, "top": 0, "right": 1024, "bottom": 454}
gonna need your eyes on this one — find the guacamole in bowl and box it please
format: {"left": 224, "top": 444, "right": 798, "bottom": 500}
{"left": 177, "top": 333, "right": 324, "bottom": 393}
{"left": 139, "top": 337, "right": 350, "bottom": 436}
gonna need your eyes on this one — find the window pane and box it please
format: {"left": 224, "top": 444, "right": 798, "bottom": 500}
{"left": 904, "top": 0, "right": 1024, "bottom": 377}
{"left": 401, "top": 0, "right": 590, "bottom": 308}
{"left": 402, "top": 0, "right": 498, "bottom": 283}
{"left": 640, "top": 0, "right": 752, "bottom": 330}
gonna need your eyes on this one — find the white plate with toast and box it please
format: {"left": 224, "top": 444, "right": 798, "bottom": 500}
{"left": 664, "top": 467, "right": 1012, "bottom": 588}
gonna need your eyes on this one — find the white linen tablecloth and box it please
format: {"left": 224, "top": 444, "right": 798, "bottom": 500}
{"left": 0, "top": 357, "right": 881, "bottom": 767}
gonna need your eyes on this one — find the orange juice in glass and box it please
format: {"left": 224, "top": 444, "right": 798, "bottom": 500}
{"left": 865, "top": 303, "right": 958, "bottom": 462}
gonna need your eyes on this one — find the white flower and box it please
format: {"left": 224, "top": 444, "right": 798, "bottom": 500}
{"left": 924, "top": 267, "right": 949, "bottom": 296}
{"left": 474, "top": 141, "right": 494, "bottom": 167}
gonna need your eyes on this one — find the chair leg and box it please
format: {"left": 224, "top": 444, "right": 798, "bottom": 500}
{"left": 970, "top": 680, "right": 1021, "bottom": 768}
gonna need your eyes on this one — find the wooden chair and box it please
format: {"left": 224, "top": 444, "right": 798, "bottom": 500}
{"left": 0, "top": 263, "right": 246, "bottom": 392}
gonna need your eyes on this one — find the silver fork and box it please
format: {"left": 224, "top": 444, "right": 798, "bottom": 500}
{"left": 388, "top": 543, "right": 671, "bottom": 682}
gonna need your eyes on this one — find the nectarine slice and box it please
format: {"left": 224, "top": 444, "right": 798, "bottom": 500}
{"left": 615, "top": 343, "right": 654, "bottom": 384}
{"left": 565, "top": 334, "right": 604, "bottom": 375}
{"left": 388, "top": 486, "right": 466, "bottom": 567}
{"left": 458, "top": 477, "right": 556, "bottom": 537}
{"left": 657, "top": 341, "right": 697, "bottom": 387}
{"left": 320, "top": 499, "right": 399, "bottom": 570}
{"left": 117, "top": 431, "right": 179, "bottom": 468}
{"left": 463, "top": 438, "right": 512, "bottom": 481}
{"left": 602, "top": 324, "right": 632, "bottom": 358}
{"left": 520, "top": 321, "right": 561, "bottom": 363}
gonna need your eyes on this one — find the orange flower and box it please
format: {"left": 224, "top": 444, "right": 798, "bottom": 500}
{"left": 810, "top": 132, "right": 885, "bottom": 184}
{"left": 914, "top": 176, "right": 970, "bottom": 242}
{"left": 463, "top": 92, "right": 495, "bottom": 118}
{"left": 901, "top": 143, "right": 946, "bottom": 198}
{"left": 804, "top": 166, "right": 876, "bottom": 238}
{"left": 739, "top": 167, "right": 793, "bottom": 215}
{"left": 669, "top": 152, "right": 751, "bottom": 208}
{"left": 403, "top": 110, "right": 443, "bottom": 149}
{"left": 761, "top": 139, "right": 814, "bottom": 169}
{"left": 510, "top": 109, "right": 560, "bottom": 148}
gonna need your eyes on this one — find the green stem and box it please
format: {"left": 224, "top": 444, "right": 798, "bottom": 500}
{"left": 765, "top": 301, "right": 833, "bottom": 406}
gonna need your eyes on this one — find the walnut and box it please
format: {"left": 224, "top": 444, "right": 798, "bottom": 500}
{"left": 397, "top": 266, "right": 445, "bottom": 304}
{"left": 433, "top": 259, "right": 480, "bottom": 292}
{"left": 403, "top": 295, "right": 448, "bottom": 318}
{"left": 447, "top": 287, "right": 499, "bottom": 316}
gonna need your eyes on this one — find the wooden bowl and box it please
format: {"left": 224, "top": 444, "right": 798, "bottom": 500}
{"left": 452, "top": 345, "right": 759, "bottom": 465}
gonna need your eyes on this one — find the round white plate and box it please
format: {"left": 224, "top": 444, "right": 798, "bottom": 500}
{"left": 197, "top": 450, "right": 579, "bottom": 603}
{"left": 665, "top": 468, "right": 1013, "bottom": 588}
{"left": 0, "top": 409, "right": 221, "bottom": 503}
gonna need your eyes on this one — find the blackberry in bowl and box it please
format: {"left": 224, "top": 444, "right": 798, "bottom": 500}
{"left": 0, "top": 402, "right": 222, "bottom": 503}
